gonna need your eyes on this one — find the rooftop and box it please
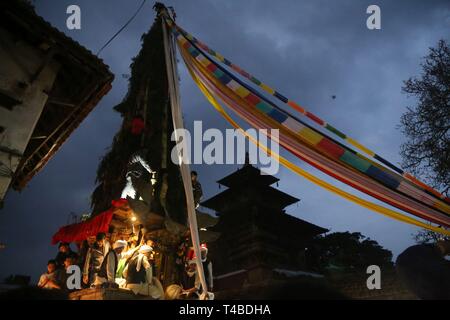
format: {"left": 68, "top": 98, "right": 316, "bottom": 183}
{"left": 1, "top": 0, "right": 114, "bottom": 190}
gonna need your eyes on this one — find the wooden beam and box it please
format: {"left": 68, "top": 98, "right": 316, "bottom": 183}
{"left": 46, "top": 99, "right": 76, "bottom": 108}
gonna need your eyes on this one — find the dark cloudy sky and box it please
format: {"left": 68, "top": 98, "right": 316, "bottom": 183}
{"left": 1, "top": 0, "right": 449, "bottom": 282}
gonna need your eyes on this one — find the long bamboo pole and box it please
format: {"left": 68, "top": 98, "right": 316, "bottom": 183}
{"left": 160, "top": 10, "right": 209, "bottom": 299}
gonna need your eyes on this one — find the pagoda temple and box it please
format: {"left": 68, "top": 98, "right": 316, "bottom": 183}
{"left": 202, "top": 155, "right": 328, "bottom": 290}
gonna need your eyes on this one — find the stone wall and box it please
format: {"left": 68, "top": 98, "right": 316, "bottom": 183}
{"left": 0, "top": 27, "right": 59, "bottom": 202}
{"left": 214, "top": 269, "right": 418, "bottom": 299}
{"left": 326, "top": 271, "right": 417, "bottom": 299}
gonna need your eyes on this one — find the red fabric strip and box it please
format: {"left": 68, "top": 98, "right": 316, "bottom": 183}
{"left": 51, "top": 209, "right": 114, "bottom": 245}
{"left": 317, "top": 138, "right": 345, "bottom": 159}
{"left": 306, "top": 112, "right": 324, "bottom": 126}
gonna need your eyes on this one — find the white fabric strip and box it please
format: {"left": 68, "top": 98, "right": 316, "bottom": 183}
{"left": 161, "top": 14, "right": 209, "bottom": 299}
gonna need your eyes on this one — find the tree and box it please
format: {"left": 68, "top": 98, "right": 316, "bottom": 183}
{"left": 412, "top": 229, "right": 449, "bottom": 244}
{"left": 90, "top": 12, "right": 186, "bottom": 224}
{"left": 400, "top": 40, "right": 450, "bottom": 244}
{"left": 400, "top": 39, "right": 450, "bottom": 196}
{"left": 308, "top": 232, "right": 393, "bottom": 273}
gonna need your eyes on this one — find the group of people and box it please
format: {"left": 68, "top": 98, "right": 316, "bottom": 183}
{"left": 37, "top": 242, "right": 77, "bottom": 291}
{"left": 169, "top": 244, "right": 214, "bottom": 300}
{"left": 37, "top": 170, "right": 211, "bottom": 299}
{"left": 38, "top": 232, "right": 214, "bottom": 300}
{"left": 38, "top": 233, "right": 164, "bottom": 299}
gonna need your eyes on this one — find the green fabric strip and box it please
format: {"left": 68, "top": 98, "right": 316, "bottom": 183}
{"left": 256, "top": 102, "right": 273, "bottom": 113}
{"left": 340, "top": 150, "right": 371, "bottom": 172}
{"left": 326, "top": 124, "right": 346, "bottom": 140}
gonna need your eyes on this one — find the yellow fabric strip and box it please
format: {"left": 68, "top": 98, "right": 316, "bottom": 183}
{"left": 215, "top": 52, "right": 225, "bottom": 62}
{"left": 345, "top": 138, "right": 375, "bottom": 158}
{"left": 260, "top": 83, "right": 275, "bottom": 95}
{"left": 179, "top": 46, "right": 450, "bottom": 237}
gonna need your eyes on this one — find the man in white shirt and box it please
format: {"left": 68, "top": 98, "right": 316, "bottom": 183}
{"left": 93, "top": 240, "right": 127, "bottom": 288}
{"left": 37, "top": 260, "right": 60, "bottom": 289}
{"left": 123, "top": 245, "right": 164, "bottom": 299}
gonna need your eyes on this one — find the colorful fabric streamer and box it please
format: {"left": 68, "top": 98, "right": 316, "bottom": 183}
{"left": 178, "top": 40, "right": 450, "bottom": 227}
{"left": 168, "top": 20, "right": 450, "bottom": 233}
{"left": 174, "top": 30, "right": 450, "bottom": 219}
{"left": 166, "top": 18, "right": 449, "bottom": 205}
{"left": 177, "top": 43, "right": 450, "bottom": 236}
